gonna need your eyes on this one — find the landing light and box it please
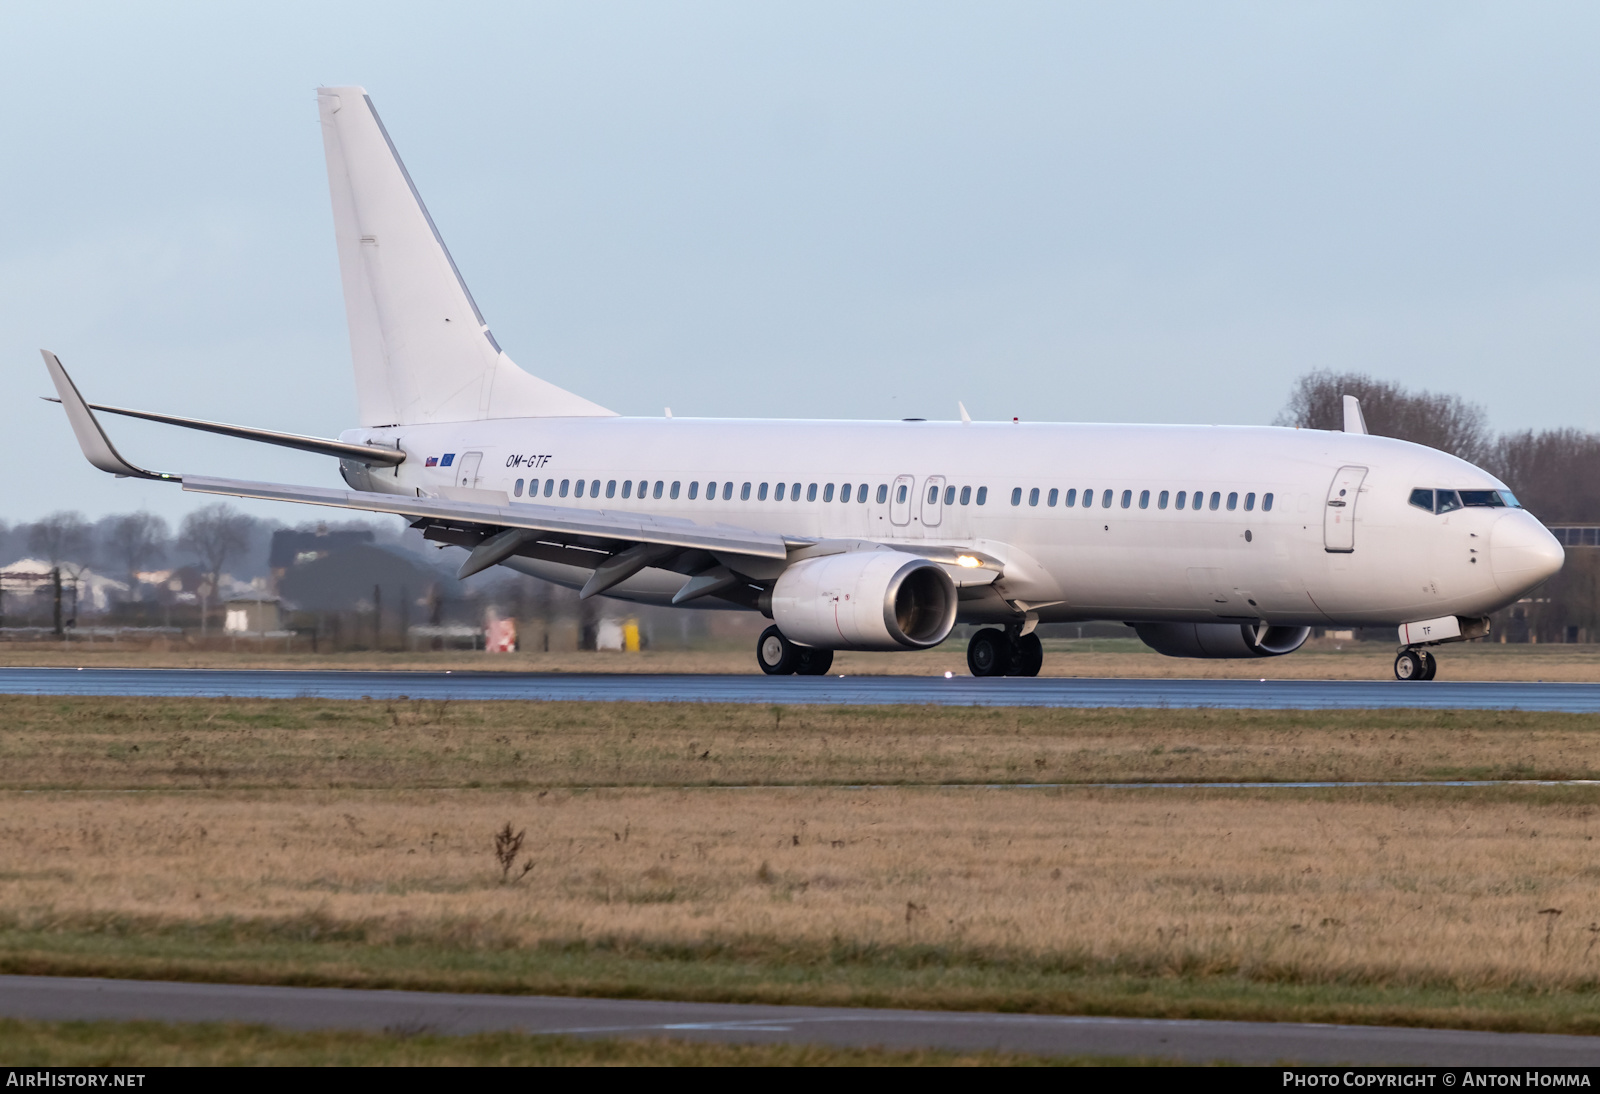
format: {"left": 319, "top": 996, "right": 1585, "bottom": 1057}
{"left": 955, "top": 555, "right": 981, "bottom": 568}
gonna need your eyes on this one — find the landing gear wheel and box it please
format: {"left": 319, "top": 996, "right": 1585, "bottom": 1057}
{"left": 1394, "top": 650, "right": 1425, "bottom": 681}
{"left": 795, "top": 647, "right": 834, "bottom": 675}
{"left": 1419, "top": 650, "right": 1438, "bottom": 681}
{"left": 757, "top": 626, "right": 799, "bottom": 675}
{"left": 967, "top": 628, "right": 1011, "bottom": 677}
{"left": 1009, "top": 632, "right": 1044, "bottom": 677}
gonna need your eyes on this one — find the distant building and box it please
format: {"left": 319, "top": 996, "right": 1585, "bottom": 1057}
{"left": 223, "top": 599, "right": 282, "bottom": 634}
{"left": 268, "top": 528, "right": 376, "bottom": 592}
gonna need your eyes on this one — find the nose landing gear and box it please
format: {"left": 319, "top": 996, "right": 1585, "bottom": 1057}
{"left": 1394, "top": 648, "right": 1438, "bottom": 681}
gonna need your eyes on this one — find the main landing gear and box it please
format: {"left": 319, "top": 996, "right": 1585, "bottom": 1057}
{"left": 967, "top": 628, "right": 1043, "bottom": 678}
{"left": 757, "top": 625, "right": 834, "bottom": 676}
{"left": 1394, "top": 648, "right": 1438, "bottom": 681}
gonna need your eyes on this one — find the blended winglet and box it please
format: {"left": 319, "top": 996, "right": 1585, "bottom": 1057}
{"left": 41, "top": 350, "right": 178, "bottom": 482}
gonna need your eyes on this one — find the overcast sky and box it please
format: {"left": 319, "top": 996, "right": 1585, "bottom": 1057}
{"left": 5, "top": 2, "right": 1599, "bottom": 524}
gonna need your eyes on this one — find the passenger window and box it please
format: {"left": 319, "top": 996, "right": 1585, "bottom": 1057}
{"left": 878, "top": 484, "right": 888, "bottom": 504}
{"left": 1139, "top": 489, "right": 1149, "bottom": 509}
{"left": 976, "top": 486, "right": 988, "bottom": 505}
{"left": 741, "top": 482, "right": 751, "bottom": 501}
{"left": 559, "top": 479, "right": 570, "bottom": 497}
{"left": 1263, "top": 492, "right": 1274, "bottom": 512}
{"left": 1193, "top": 491, "right": 1204, "bottom": 510}
{"left": 792, "top": 482, "right": 802, "bottom": 501}
{"left": 654, "top": 481, "right": 665, "bottom": 500}
{"left": 637, "top": 480, "right": 648, "bottom": 498}
{"left": 841, "top": 483, "right": 851, "bottom": 502}
{"left": 1209, "top": 491, "right": 1220, "bottom": 511}
{"left": 670, "top": 481, "right": 681, "bottom": 499}
{"left": 1029, "top": 487, "right": 1040, "bottom": 507}
{"left": 544, "top": 479, "right": 555, "bottom": 498}
{"left": 1046, "top": 488, "right": 1057, "bottom": 507}
{"left": 926, "top": 485, "right": 937, "bottom": 504}
{"left": 1175, "top": 490, "right": 1186, "bottom": 509}
{"left": 574, "top": 479, "right": 585, "bottom": 498}
{"left": 895, "top": 484, "right": 906, "bottom": 504}
{"left": 1244, "top": 492, "right": 1255, "bottom": 511}
{"left": 623, "top": 480, "right": 633, "bottom": 499}
{"left": 514, "top": 478, "right": 524, "bottom": 497}
{"left": 590, "top": 480, "right": 599, "bottom": 497}
{"left": 1011, "top": 487, "right": 1022, "bottom": 506}
{"left": 606, "top": 480, "right": 616, "bottom": 499}
{"left": 1158, "top": 490, "right": 1169, "bottom": 510}
{"left": 1083, "top": 489, "right": 1094, "bottom": 509}
{"left": 945, "top": 485, "right": 956, "bottom": 506}
{"left": 774, "top": 482, "right": 784, "bottom": 501}
{"left": 687, "top": 481, "right": 698, "bottom": 500}
{"left": 825, "top": 484, "right": 836, "bottom": 503}
{"left": 1065, "top": 488, "right": 1077, "bottom": 507}
{"left": 859, "top": 485, "right": 869, "bottom": 503}
{"left": 722, "top": 482, "right": 733, "bottom": 501}
{"left": 1103, "top": 489, "right": 1114, "bottom": 508}
{"left": 1121, "top": 489, "right": 1132, "bottom": 509}
{"left": 528, "top": 478, "right": 539, "bottom": 497}
{"left": 758, "top": 483, "right": 769, "bottom": 501}
{"left": 1436, "top": 490, "right": 1462, "bottom": 514}
{"left": 808, "top": 483, "right": 818, "bottom": 502}
{"left": 962, "top": 485, "right": 973, "bottom": 506}
{"left": 1226, "top": 491, "right": 1237, "bottom": 511}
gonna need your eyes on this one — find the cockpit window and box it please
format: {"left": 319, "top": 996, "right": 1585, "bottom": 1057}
{"left": 1414, "top": 487, "right": 1522, "bottom": 514}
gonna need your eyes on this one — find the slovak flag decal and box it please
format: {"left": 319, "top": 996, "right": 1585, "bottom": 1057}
{"left": 425, "top": 456, "right": 438, "bottom": 467}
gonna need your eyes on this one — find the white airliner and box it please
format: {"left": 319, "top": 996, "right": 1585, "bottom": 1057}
{"left": 41, "top": 87, "right": 1565, "bottom": 681}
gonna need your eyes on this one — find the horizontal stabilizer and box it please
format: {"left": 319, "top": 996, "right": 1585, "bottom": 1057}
{"left": 42, "top": 395, "right": 404, "bottom": 466}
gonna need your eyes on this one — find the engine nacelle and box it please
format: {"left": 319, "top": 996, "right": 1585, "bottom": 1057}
{"left": 771, "top": 552, "right": 958, "bottom": 651}
{"left": 1134, "top": 622, "right": 1311, "bottom": 659}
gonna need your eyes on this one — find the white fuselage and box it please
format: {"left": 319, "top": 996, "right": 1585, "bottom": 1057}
{"left": 342, "top": 416, "right": 1562, "bottom": 628}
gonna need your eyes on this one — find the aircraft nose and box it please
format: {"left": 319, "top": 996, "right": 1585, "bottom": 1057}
{"left": 1489, "top": 510, "right": 1565, "bottom": 596}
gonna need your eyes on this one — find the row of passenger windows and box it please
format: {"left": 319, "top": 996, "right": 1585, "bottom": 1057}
{"left": 1009, "top": 487, "right": 1274, "bottom": 512}
{"left": 1408, "top": 488, "right": 1521, "bottom": 514}
{"left": 510, "top": 478, "right": 985, "bottom": 505}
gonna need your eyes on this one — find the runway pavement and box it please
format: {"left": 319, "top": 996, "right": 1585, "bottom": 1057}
{"left": 4, "top": 666, "right": 1600, "bottom": 710}
{"left": 3, "top": 975, "right": 1597, "bottom": 1065}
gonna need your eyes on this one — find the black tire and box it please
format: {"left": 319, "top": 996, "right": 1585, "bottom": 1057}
{"left": 1394, "top": 650, "right": 1424, "bottom": 681}
{"left": 757, "top": 625, "right": 798, "bottom": 675}
{"left": 795, "top": 647, "right": 834, "bottom": 675}
{"left": 967, "top": 628, "right": 1011, "bottom": 677}
{"left": 1010, "top": 632, "right": 1044, "bottom": 677}
{"left": 1420, "top": 650, "right": 1438, "bottom": 681}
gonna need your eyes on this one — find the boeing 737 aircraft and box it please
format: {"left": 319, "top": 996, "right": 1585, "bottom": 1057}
{"left": 40, "top": 87, "right": 1566, "bottom": 680}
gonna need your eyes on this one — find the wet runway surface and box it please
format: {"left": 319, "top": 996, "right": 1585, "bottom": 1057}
{"left": 1, "top": 975, "right": 1593, "bottom": 1065}
{"left": 5, "top": 666, "right": 1600, "bottom": 710}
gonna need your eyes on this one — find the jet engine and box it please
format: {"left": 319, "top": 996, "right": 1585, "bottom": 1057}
{"left": 1133, "top": 622, "right": 1312, "bottom": 659}
{"left": 770, "top": 551, "right": 958, "bottom": 651}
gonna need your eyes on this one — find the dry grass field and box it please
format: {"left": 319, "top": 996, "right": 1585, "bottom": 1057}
{"left": 6, "top": 637, "right": 1600, "bottom": 680}
{"left": 2, "top": 696, "right": 1600, "bottom": 1039}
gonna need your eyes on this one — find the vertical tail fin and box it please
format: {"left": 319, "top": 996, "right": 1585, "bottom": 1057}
{"left": 318, "top": 87, "right": 614, "bottom": 425}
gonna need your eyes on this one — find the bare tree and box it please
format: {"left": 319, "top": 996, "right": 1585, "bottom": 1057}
{"left": 1275, "top": 371, "right": 1493, "bottom": 464}
{"left": 1484, "top": 429, "right": 1600, "bottom": 524}
{"left": 180, "top": 504, "right": 255, "bottom": 633}
{"left": 105, "top": 512, "right": 170, "bottom": 601}
{"left": 27, "top": 512, "right": 91, "bottom": 569}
